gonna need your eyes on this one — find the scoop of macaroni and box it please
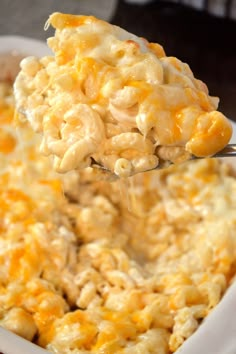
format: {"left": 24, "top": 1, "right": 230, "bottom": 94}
{"left": 14, "top": 12, "right": 232, "bottom": 176}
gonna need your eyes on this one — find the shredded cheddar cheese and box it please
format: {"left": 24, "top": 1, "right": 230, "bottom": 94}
{"left": 14, "top": 12, "right": 232, "bottom": 177}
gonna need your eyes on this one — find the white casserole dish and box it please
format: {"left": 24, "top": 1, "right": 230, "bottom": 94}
{"left": 0, "top": 35, "right": 235, "bottom": 354}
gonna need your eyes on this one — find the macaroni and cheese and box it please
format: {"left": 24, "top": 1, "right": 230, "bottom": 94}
{"left": 14, "top": 13, "right": 232, "bottom": 177}
{"left": 1, "top": 79, "right": 236, "bottom": 353}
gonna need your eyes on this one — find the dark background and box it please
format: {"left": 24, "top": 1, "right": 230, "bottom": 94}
{"left": 112, "top": 0, "right": 236, "bottom": 122}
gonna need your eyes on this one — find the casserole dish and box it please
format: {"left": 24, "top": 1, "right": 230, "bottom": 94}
{"left": 0, "top": 35, "right": 235, "bottom": 354}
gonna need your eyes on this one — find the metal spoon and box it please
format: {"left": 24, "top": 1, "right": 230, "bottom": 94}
{"left": 91, "top": 144, "right": 236, "bottom": 177}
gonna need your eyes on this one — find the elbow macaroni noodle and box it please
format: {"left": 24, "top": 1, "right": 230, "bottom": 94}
{"left": 1, "top": 79, "right": 236, "bottom": 353}
{"left": 14, "top": 13, "right": 232, "bottom": 177}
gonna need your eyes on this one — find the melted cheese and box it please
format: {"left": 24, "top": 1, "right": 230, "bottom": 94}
{"left": 14, "top": 12, "right": 232, "bottom": 177}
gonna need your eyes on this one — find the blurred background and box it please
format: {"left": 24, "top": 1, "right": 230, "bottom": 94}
{"left": 0, "top": 0, "right": 235, "bottom": 121}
